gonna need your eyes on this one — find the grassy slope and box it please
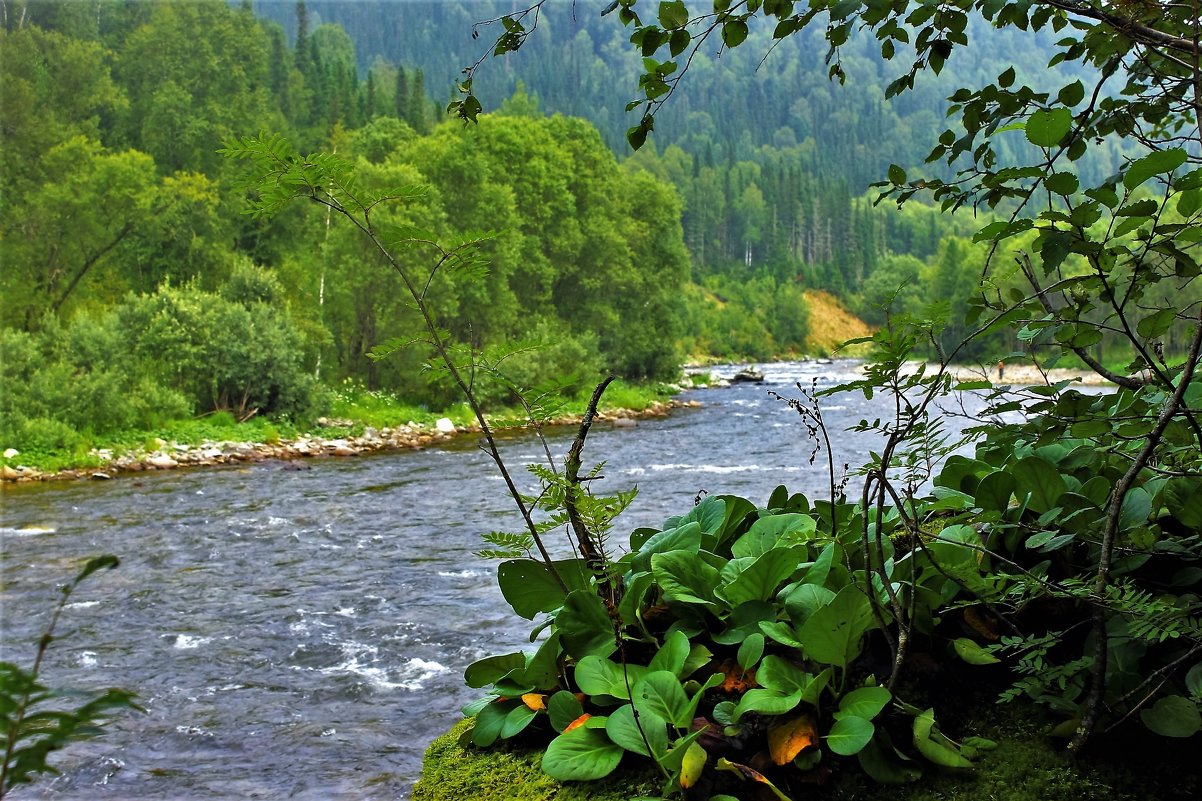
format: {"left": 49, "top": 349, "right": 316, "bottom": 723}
{"left": 804, "top": 290, "right": 874, "bottom": 356}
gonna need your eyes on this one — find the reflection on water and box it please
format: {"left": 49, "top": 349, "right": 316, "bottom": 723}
{"left": 1, "top": 360, "right": 987, "bottom": 799}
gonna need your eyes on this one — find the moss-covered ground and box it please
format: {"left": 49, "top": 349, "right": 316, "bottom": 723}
{"left": 414, "top": 700, "right": 1201, "bottom": 801}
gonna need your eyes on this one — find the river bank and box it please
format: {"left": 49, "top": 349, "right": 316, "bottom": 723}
{"left": 1, "top": 356, "right": 1120, "bottom": 486}
{"left": 946, "top": 361, "right": 1115, "bottom": 386}
{"left": 0, "top": 398, "right": 700, "bottom": 486}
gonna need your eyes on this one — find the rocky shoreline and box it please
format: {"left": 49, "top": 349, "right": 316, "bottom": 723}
{"left": 0, "top": 400, "right": 700, "bottom": 486}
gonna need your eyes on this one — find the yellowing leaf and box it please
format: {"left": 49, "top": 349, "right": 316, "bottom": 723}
{"left": 564, "top": 713, "right": 592, "bottom": 732}
{"left": 522, "top": 693, "right": 547, "bottom": 711}
{"left": 768, "top": 714, "right": 818, "bottom": 765}
{"left": 715, "top": 758, "right": 794, "bottom": 801}
{"left": 679, "top": 742, "right": 707, "bottom": 788}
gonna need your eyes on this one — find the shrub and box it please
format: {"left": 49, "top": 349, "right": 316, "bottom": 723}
{"left": 121, "top": 276, "right": 323, "bottom": 420}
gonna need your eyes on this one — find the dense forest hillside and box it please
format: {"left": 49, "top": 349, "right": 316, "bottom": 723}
{"left": 253, "top": 0, "right": 1122, "bottom": 186}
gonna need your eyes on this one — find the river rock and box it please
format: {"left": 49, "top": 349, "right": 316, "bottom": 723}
{"left": 435, "top": 417, "right": 456, "bottom": 434}
{"left": 1, "top": 464, "right": 19, "bottom": 480}
{"left": 332, "top": 445, "right": 357, "bottom": 457}
{"left": 3, "top": 448, "right": 18, "bottom": 459}
{"left": 91, "top": 472, "right": 112, "bottom": 480}
{"left": 148, "top": 455, "right": 179, "bottom": 469}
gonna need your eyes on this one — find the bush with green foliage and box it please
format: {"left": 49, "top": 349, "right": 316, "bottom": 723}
{"left": 0, "top": 315, "right": 191, "bottom": 453}
{"left": 121, "top": 263, "right": 325, "bottom": 421}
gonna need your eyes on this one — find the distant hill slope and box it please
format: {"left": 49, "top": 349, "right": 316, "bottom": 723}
{"left": 804, "top": 291, "right": 873, "bottom": 356}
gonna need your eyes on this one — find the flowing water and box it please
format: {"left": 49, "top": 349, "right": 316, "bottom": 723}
{"left": 0, "top": 361, "right": 986, "bottom": 800}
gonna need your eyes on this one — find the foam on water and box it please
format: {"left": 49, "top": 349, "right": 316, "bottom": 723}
{"left": 649, "top": 463, "right": 762, "bottom": 474}
{"left": 296, "top": 641, "right": 450, "bottom": 692}
{"left": 172, "top": 634, "right": 213, "bottom": 650}
{"left": 437, "top": 569, "right": 480, "bottom": 578}
{"left": 0, "top": 526, "right": 57, "bottom": 536}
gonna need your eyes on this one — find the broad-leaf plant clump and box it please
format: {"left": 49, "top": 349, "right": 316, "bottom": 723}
{"left": 443, "top": 0, "right": 1202, "bottom": 797}
{"left": 231, "top": 0, "right": 1201, "bottom": 797}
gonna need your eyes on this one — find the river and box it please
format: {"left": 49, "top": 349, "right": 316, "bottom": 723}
{"left": 1, "top": 360, "right": 987, "bottom": 799}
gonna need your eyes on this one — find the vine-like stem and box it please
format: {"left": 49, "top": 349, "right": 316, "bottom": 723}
{"left": 565, "top": 376, "right": 617, "bottom": 589}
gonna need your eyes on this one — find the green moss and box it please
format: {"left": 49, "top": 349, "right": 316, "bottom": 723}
{"left": 411, "top": 719, "right": 662, "bottom": 801}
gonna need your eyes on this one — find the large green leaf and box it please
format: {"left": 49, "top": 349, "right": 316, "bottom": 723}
{"left": 497, "top": 558, "right": 589, "bottom": 619}
{"left": 1140, "top": 695, "right": 1202, "bottom": 737}
{"left": 784, "top": 583, "right": 836, "bottom": 626}
{"left": 737, "top": 633, "right": 765, "bottom": 671}
{"left": 836, "top": 686, "right": 891, "bottom": 720}
{"left": 500, "top": 703, "right": 538, "bottom": 738}
{"left": 973, "top": 470, "right": 1016, "bottom": 514}
{"left": 912, "top": 708, "right": 973, "bottom": 768}
{"left": 718, "top": 547, "right": 803, "bottom": 606}
{"left": 634, "top": 670, "right": 693, "bottom": 727}
{"left": 799, "top": 585, "right": 876, "bottom": 668}
{"left": 732, "top": 660, "right": 828, "bottom": 722}
{"left": 574, "top": 655, "right": 647, "bottom": 700}
{"left": 471, "top": 699, "right": 518, "bottom": 747}
{"left": 1124, "top": 148, "right": 1188, "bottom": 190}
{"left": 558, "top": 589, "right": 618, "bottom": 659}
{"left": 658, "top": 0, "right": 689, "bottom": 29}
{"left": 1008, "top": 456, "right": 1067, "bottom": 513}
{"left": 548, "top": 690, "right": 584, "bottom": 732}
{"left": 464, "top": 652, "right": 526, "bottom": 689}
{"left": 801, "top": 541, "right": 838, "bottom": 588}
{"left": 826, "top": 715, "right": 875, "bottom": 755}
{"left": 652, "top": 550, "right": 721, "bottom": 609}
{"left": 953, "top": 638, "right": 1000, "bottom": 666}
{"left": 517, "top": 633, "right": 562, "bottom": 691}
{"left": 632, "top": 523, "right": 703, "bottom": 572}
{"left": 1118, "top": 487, "right": 1152, "bottom": 531}
{"left": 648, "top": 629, "right": 691, "bottom": 676}
{"left": 731, "top": 514, "right": 818, "bottom": 558}
{"left": 1025, "top": 108, "right": 1072, "bottom": 148}
{"left": 664, "top": 495, "right": 727, "bottom": 539}
{"left": 542, "top": 727, "right": 624, "bottom": 781}
{"left": 732, "top": 688, "right": 802, "bottom": 721}
{"left": 605, "top": 703, "right": 669, "bottom": 757}
{"left": 756, "top": 655, "right": 811, "bottom": 693}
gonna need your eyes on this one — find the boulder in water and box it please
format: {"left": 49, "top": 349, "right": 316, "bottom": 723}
{"left": 732, "top": 367, "right": 765, "bottom": 384}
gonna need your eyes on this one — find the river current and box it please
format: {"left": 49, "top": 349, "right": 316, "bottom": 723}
{"left": 0, "top": 361, "right": 986, "bottom": 799}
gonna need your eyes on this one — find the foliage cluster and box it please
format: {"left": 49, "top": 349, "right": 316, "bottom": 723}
{"left": 434, "top": 0, "right": 1202, "bottom": 796}
{"left": 678, "top": 275, "right": 811, "bottom": 361}
{"left": 454, "top": 356, "right": 1201, "bottom": 796}
{"left": 0, "top": 262, "right": 321, "bottom": 454}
